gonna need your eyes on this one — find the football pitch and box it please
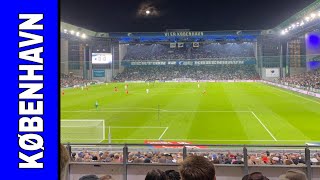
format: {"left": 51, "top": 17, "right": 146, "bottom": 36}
{"left": 61, "top": 82, "right": 320, "bottom": 145}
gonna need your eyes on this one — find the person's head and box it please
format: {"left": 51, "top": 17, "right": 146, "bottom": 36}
{"left": 242, "top": 172, "right": 269, "bottom": 180}
{"left": 79, "top": 175, "right": 99, "bottom": 180}
{"left": 179, "top": 155, "right": 216, "bottom": 180}
{"left": 60, "top": 144, "right": 70, "bottom": 180}
{"left": 279, "top": 169, "right": 307, "bottom": 180}
{"left": 145, "top": 169, "right": 167, "bottom": 180}
{"left": 165, "top": 170, "right": 181, "bottom": 180}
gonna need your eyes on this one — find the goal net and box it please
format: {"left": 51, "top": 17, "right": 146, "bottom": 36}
{"left": 61, "top": 120, "right": 105, "bottom": 143}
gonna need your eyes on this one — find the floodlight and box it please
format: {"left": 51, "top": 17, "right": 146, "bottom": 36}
{"left": 146, "top": 10, "right": 150, "bottom": 14}
{"left": 70, "top": 30, "right": 75, "bottom": 35}
{"left": 76, "top": 32, "right": 80, "bottom": 36}
{"left": 281, "top": 30, "right": 285, "bottom": 35}
{"left": 63, "top": 29, "right": 67, "bottom": 33}
{"left": 81, "top": 33, "right": 86, "bottom": 39}
{"left": 310, "top": 13, "right": 316, "bottom": 18}
{"left": 305, "top": 16, "right": 310, "bottom": 22}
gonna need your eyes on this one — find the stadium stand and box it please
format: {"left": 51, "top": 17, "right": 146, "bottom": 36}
{"left": 61, "top": 73, "right": 97, "bottom": 88}
{"left": 114, "top": 65, "right": 260, "bottom": 81}
{"left": 123, "top": 43, "right": 255, "bottom": 61}
{"left": 279, "top": 69, "right": 320, "bottom": 91}
{"left": 68, "top": 147, "right": 320, "bottom": 166}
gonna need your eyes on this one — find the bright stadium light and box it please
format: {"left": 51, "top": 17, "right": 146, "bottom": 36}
{"left": 70, "top": 30, "right": 75, "bottom": 35}
{"left": 310, "top": 13, "right": 316, "bottom": 19}
{"left": 305, "top": 16, "right": 310, "bottom": 22}
{"left": 146, "top": 10, "right": 150, "bottom": 15}
{"left": 76, "top": 32, "right": 80, "bottom": 36}
{"left": 281, "top": 30, "right": 286, "bottom": 35}
{"left": 300, "top": 20, "right": 304, "bottom": 26}
{"left": 81, "top": 33, "right": 86, "bottom": 39}
{"left": 63, "top": 29, "right": 67, "bottom": 33}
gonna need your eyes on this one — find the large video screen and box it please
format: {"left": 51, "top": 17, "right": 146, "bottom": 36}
{"left": 305, "top": 32, "right": 320, "bottom": 70}
{"left": 92, "top": 53, "right": 112, "bottom": 64}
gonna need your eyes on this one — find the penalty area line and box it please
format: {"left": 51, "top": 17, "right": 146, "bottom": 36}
{"left": 250, "top": 111, "right": 277, "bottom": 141}
{"left": 158, "top": 127, "right": 169, "bottom": 140}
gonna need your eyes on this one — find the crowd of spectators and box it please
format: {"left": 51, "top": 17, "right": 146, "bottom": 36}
{"left": 123, "top": 43, "right": 255, "bottom": 61}
{"left": 280, "top": 69, "right": 320, "bottom": 90}
{"left": 61, "top": 74, "right": 95, "bottom": 88}
{"left": 69, "top": 148, "right": 320, "bottom": 166}
{"left": 61, "top": 144, "right": 315, "bottom": 180}
{"left": 114, "top": 65, "right": 260, "bottom": 81}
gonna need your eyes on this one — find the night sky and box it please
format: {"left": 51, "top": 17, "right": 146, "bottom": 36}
{"left": 61, "top": 0, "right": 316, "bottom": 32}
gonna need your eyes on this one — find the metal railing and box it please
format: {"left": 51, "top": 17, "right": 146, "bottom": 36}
{"left": 64, "top": 143, "right": 320, "bottom": 180}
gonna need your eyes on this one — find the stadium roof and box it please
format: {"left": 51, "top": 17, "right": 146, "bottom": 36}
{"left": 61, "top": 0, "right": 320, "bottom": 38}
{"left": 274, "top": 0, "right": 320, "bottom": 35}
{"left": 60, "top": 22, "right": 108, "bottom": 38}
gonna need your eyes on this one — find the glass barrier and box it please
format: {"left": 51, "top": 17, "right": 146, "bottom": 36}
{"left": 247, "top": 146, "right": 306, "bottom": 166}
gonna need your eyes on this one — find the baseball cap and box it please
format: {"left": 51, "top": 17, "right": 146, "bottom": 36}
{"left": 279, "top": 169, "right": 307, "bottom": 180}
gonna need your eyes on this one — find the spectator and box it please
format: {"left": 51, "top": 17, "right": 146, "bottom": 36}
{"left": 278, "top": 169, "right": 307, "bottom": 180}
{"left": 179, "top": 155, "right": 216, "bottom": 180}
{"left": 165, "top": 170, "right": 181, "bottom": 180}
{"left": 145, "top": 169, "right": 167, "bottom": 180}
{"left": 79, "top": 175, "right": 100, "bottom": 180}
{"left": 114, "top": 65, "right": 260, "bottom": 82}
{"left": 242, "top": 172, "right": 269, "bottom": 180}
{"left": 279, "top": 69, "right": 320, "bottom": 91}
{"left": 60, "top": 144, "right": 70, "bottom": 180}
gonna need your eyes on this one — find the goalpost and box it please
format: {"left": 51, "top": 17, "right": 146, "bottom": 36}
{"left": 61, "top": 119, "right": 105, "bottom": 143}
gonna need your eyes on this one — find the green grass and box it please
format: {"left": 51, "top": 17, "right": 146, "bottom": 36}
{"left": 61, "top": 82, "right": 320, "bottom": 145}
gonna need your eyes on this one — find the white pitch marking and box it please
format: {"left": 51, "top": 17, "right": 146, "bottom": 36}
{"left": 265, "top": 83, "right": 320, "bottom": 105}
{"left": 111, "top": 139, "right": 316, "bottom": 142}
{"left": 158, "top": 127, "right": 169, "bottom": 140}
{"left": 110, "top": 126, "right": 167, "bottom": 129}
{"left": 250, "top": 111, "right": 277, "bottom": 141}
{"left": 62, "top": 110, "right": 251, "bottom": 113}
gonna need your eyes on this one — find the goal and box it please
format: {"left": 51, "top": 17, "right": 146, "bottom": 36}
{"left": 61, "top": 119, "right": 105, "bottom": 143}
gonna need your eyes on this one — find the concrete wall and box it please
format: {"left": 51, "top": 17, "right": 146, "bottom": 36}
{"left": 60, "top": 38, "right": 69, "bottom": 74}
{"left": 119, "top": 44, "right": 127, "bottom": 73}
{"left": 290, "top": 67, "right": 307, "bottom": 76}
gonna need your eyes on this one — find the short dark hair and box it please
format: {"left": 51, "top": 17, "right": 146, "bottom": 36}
{"left": 165, "top": 170, "right": 181, "bottom": 180}
{"left": 179, "top": 156, "right": 215, "bottom": 180}
{"left": 145, "top": 169, "right": 167, "bottom": 180}
{"left": 79, "top": 174, "right": 99, "bottom": 180}
{"left": 242, "top": 172, "right": 269, "bottom": 180}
